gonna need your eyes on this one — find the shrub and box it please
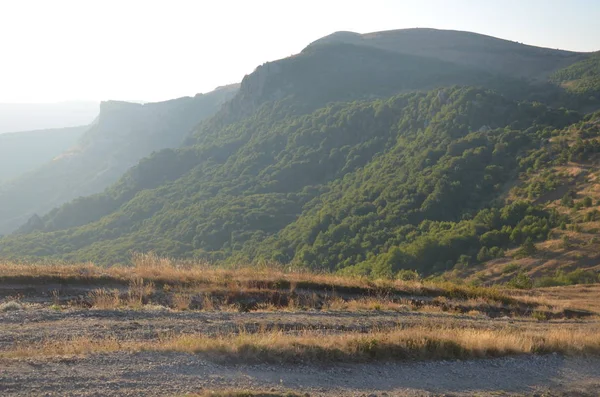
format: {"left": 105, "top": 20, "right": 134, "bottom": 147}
{"left": 535, "top": 269, "right": 599, "bottom": 287}
{"left": 584, "top": 209, "right": 599, "bottom": 222}
{"left": 532, "top": 311, "right": 548, "bottom": 321}
{"left": 396, "top": 269, "right": 420, "bottom": 281}
{"left": 561, "top": 191, "right": 575, "bottom": 207}
{"left": 0, "top": 301, "right": 23, "bottom": 312}
{"left": 514, "top": 238, "right": 537, "bottom": 258}
{"left": 507, "top": 271, "right": 533, "bottom": 289}
{"left": 502, "top": 263, "right": 520, "bottom": 274}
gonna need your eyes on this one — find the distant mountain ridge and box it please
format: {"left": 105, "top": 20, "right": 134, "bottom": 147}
{"left": 0, "top": 84, "right": 239, "bottom": 235}
{"left": 308, "top": 28, "right": 588, "bottom": 80}
{"left": 0, "top": 126, "right": 86, "bottom": 184}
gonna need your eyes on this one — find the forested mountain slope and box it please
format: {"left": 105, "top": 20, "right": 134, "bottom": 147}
{"left": 0, "top": 29, "right": 598, "bottom": 281}
{"left": 0, "top": 87, "right": 579, "bottom": 268}
{"left": 457, "top": 111, "right": 600, "bottom": 286}
{"left": 7, "top": 40, "right": 511, "bottom": 239}
{"left": 550, "top": 52, "right": 600, "bottom": 98}
{"left": 0, "top": 85, "right": 238, "bottom": 235}
{"left": 0, "top": 126, "right": 85, "bottom": 184}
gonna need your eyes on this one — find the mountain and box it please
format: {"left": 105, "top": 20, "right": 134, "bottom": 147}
{"left": 0, "top": 126, "right": 85, "bottom": 184}
{"left": 1, "top": 29, "right": 598, "bottom": 282}
{"left": 308, "top": 28, "right": 587, "bottom": 80}
{"left": 0, "top": 84, "right": 238, "bottom": 235}
{"left": 0, "top": 101, "right": 98, "bottom": 134}
{"left": 0, "top": 87, "right": 579, "bottom": 266}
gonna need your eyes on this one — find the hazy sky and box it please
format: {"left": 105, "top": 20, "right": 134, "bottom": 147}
{"left": 2, "top": 0, "right": 599, "bottom": 103}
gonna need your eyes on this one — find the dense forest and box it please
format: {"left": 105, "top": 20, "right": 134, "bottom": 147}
{"left": 550, "top": 51, "right": 600, "bottom": 98}
{"left": 1, "top": 29, "right": 600, "bottom": 281}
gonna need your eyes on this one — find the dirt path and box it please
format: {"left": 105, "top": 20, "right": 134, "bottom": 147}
{"left": 2, "top": 352, "right": 600, "bottom": 396}
{"left": 2, "top": 305, "right": 600, "bottom": 396}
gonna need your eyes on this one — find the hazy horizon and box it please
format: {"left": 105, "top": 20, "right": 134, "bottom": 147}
{"left": 2, "top": 0, "right": 600, "bottom": 104}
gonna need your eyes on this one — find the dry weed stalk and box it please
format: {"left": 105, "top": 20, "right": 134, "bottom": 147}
{"left": 88, "top": 289, "right": 121, "bottom": 309}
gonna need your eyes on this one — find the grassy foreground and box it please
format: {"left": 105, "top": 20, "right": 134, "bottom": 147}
{"left": 2, "top": 254, "right": 599, "bottom": 365}
{"left": 0, "top": 253, "right": 515, "bottom": 303}
{"left": 1, "top": 254, "right": 597, "bottom": 317}
{"left": 4, "top": 324, "right": 600, "bottom": 362}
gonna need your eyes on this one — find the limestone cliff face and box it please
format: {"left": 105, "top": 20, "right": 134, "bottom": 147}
{"left": 222, "top": 62, "right": 284, "bottom": 119}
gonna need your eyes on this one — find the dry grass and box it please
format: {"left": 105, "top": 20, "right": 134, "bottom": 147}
{"left": 4, "top": 255, "right": 597, "bottom": 318}
{"left": 88, "top": 289, "right": 121, "bottom": 309}
{"left": 322, "top": 296, "right": 410, "bottom": 312}
{"left": 514, "top": 284, "right": 600, "bottom": 313}
{"left": 4, "top": 323, "right": 600, "bottom": 362}
{"left": 0, "top": 254, "right": 515, "bottom": 305}
{"left": 171, "top": 292, "right": 192, "bottom": 311}
{"left": 127, "top": 278, "right": 155, "bottom": 307}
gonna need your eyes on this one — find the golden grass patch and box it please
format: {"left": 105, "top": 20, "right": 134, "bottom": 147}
{"left": 4, "top": 324, "right": 600, "bottom": 362}
{"left": 0, "top": 253, "right": 515, "bottom": 305}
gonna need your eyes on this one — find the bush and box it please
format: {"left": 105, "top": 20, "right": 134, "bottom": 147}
{"left": 507, "top": 271, "right": 533, "bottom": 289}
{"left": 502, "top": 263, "right": 521, "bottom": 274}
{"left": 561, "top": 191, "right": 575, "bottom": 207}
{"left": 396, "top": 269, "right": 420, "bottom": 281}
{"left": 514, "top": 237, "right": 537, "bottom": 258}
{"left": 535, "top": 269, "right": 599, "bottom": 287}
{"left": 0, "top": 301, "right": 23, "bottom": 312}
{"left": 584, "top": 209, "right": 599, "bottom": 222}
{"left": 532, "top": 311, "right": 548, "bottom": 321}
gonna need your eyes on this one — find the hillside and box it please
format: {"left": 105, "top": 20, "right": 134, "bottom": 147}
{"left": 0, "top": 126, "right": 85, "bottom": 184}
{"left": 0, "top": 85, "right": 238, "bottom": 235}
{"left": 307, "top": 29, "right": 599, "bottom": 111}
{"left": 200, "top": 41, "right": 533, "bottom": 137}
{"left": 0, "top": 29, "right": 598, "bottom": 282}
{"left": 550, "top": 51, "right": 600, "bottom": 97}
{"left": 0, "top": 87, "right": 579, "bottom": 266}
{"left": 308, "top": 28, "right": 586, "bottom": 80}
{"left": 457, "top": 111, "right": 600, "bottom": 286}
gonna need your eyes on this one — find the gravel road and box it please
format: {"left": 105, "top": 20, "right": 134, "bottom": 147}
{"left": 2, "top": 351, "right": 600, "bottom": 396}
{"left": 2, "top": 307, "right": 600, "bottom": 396}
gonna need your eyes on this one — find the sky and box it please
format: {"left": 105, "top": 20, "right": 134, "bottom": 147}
{"left": 1, "top": 0, "right": 599, "bottom": 103}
